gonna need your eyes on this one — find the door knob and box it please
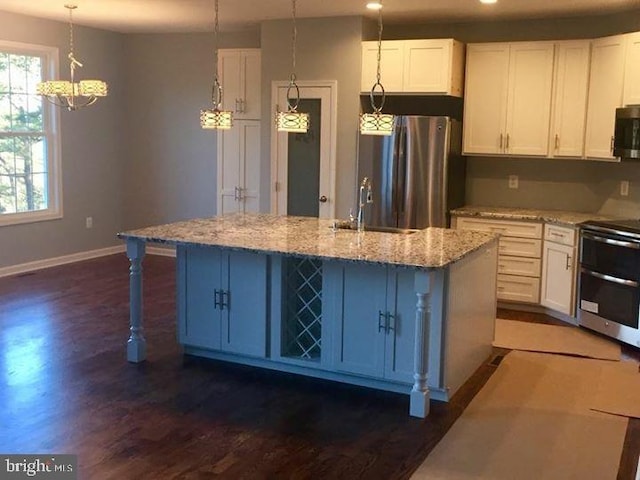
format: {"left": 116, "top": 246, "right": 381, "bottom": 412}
{"left": 319, "top": 196, "right": 328, "bottom": 203}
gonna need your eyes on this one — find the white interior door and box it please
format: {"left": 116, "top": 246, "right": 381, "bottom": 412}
{"left": 271, "top": 81, "right": 337, "bottom": 219}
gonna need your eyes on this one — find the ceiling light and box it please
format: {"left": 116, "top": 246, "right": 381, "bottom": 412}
{"left": 200, "top": 0, "right": 233, "bottom": 130}
{"left": 360, "top": 0, "right": 395, "bottom": 136}
{"left": 276, "top": 0, "right": 309, "bottom": 134}
{"left": 366, "top": 2, "right": 383, "bottom": 10}
{"left": 479, "top": 0, "right": 498, "bottom": 4}
{"left": 37, "top": 4, "right": 108, "bottom": 111}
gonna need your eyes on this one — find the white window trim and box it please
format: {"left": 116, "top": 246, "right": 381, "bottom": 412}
{"left": 0, "top": 39, "right": 62, "bottom": 227}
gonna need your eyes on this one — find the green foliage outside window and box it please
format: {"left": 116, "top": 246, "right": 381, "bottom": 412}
{"left": 0, "top": 51, "right": 48, "bottom": 215}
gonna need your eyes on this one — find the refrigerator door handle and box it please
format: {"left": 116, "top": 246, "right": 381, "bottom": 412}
{"left": 396, "top": 122, "right": 407, "bottom": 218}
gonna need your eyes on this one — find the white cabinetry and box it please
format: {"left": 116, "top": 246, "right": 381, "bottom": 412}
{"left": 177, "top": 246, "right": 268, "bottom": 357}
{"left": 540, "top": 224, "right": 577, "bottom": 317}
{"left": 361, "top": 39, "right": 465, "bottom": 96}
{"left": 549, "top": 41, "right": 591, "bottom": 158}
{"left": 326, "top": 262, "right": 416, "bottom": 384}
{"left": 217, "top": 121, "right": 261, "bottom": 215}
{"left": 623, "top": 32, "right": 640, "bottom": 106}
{"left": 218, "top": 49, "right": 261, "bottom": 120}
{"left": 463, "top": 42, "right": 555, "bottom": 156}
{"left": 584, "top": 35, "right": 626, "bottom": 160}
{"left": 454, "top": 216, "right": 542, "bottom": 304}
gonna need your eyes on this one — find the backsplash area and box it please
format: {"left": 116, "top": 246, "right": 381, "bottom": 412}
{"left": 466, "top": 157, "right": 640, "bottom": 219}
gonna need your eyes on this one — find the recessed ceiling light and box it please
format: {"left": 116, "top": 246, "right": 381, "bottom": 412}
{"left": 366, "top": 2, "right": 383, "bottom": 10}
{"left": 479, "top": 0, "right": 498, "bottom": 3}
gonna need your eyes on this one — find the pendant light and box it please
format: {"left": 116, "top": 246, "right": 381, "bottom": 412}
{"left": 360, "top": 1, "right": 395, "bottom": 136}
{"left": 200, "top": 0, "right": 233, "bottom": 130}
{"left": 276, "top": 0, "right": 309, "bottom": 133}
{"left": 37, "top": 4, "right": 108, "bottom": 111}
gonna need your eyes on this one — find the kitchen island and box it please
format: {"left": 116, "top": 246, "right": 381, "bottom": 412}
{"left": 118, "top": 214, "right": 498, "bottom": 418}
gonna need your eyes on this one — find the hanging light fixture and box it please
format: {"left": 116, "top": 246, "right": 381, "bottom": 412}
{"left": 200, "top": 0, "right": 233, "bottom": 130}
{"left": 276, "top": 0, "right": 309, "bottom": 134}
{"left": 360, "top": 1, "right": 395, "bottom": 136}
{"left": 37, "top": 4, "right": 108, "bottom": 111}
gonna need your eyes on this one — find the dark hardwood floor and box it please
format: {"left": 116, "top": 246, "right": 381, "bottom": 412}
{"left": 0, "top": 254, "right": 638, "bottom": 479}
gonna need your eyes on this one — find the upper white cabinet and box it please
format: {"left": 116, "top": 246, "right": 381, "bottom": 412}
{"left": 361, "top": 39, "right": 465, "bottom": 96}
{"left": 549, "top": 41, "right": 591, "bottom": 158}
{"left": 584, "top": 35, "right": 626, "bottom": 160}
{"left": 623, "top": 32, "right": 640, "bottom": 106}
{"left": 218, "top": 49, "right": 261, "bottom": 120}
{"left": 217, "top": 120, "right": 261, "bottom": 215}
{"left": 463, "top": 42, "right": 555, "bottom": 156}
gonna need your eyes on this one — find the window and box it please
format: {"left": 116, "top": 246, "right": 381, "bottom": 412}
{"left": 0, "top": 40, "right": 61, "bottom": 226}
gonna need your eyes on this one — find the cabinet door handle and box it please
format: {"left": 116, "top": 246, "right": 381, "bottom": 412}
{"left": 566, "top": 254, "right": 572, "bottom": 270}
{"left": 506, "top": 133, "right": 510, "bottom": 150}
{"left": 610, "top": 135, "right": 614, "bottom": 154}
{"left": 221, "top": 290, "right": 230, "bottom": 310}
{"left": 386, "top": 313, "right": 395, "bottom": 333}
{"left": 555, "top": 134, "right": 559, "bottom": 150}
{"left": 240, "top": 98, "right": 246, "bottom": 113}
{"left": 378, "top": 310, "right": 386, "bottom": 332}
{"left": 499, "top": 133, "right": 503, "bottom": 151}
{"left": 214, "top": 289, "right": 221, "bottom": 309}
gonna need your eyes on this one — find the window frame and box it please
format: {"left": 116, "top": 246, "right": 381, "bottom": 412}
{"left": 0, "top": 39, "right": 62, "bottom": 227}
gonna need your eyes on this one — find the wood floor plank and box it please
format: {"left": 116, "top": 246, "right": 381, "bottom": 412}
{"left": 0, "top": 255, "right": 637, "bottom": 479}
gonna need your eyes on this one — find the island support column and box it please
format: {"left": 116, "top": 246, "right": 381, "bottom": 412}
{"left": 126, "top": 238, "right": 146, "bottom": 363}
{"left": 410, "top": 270, "right": 431, "bottom": 418}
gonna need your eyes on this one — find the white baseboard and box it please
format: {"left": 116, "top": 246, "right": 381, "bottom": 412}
{"left": 0, "top": 243, "right": 177, "bottom": 279}
{"left": 0, "top": 245, "right": 125, "bottom": 279}
{"left": 146, "top": 245, "right": 176, "bottom": 257}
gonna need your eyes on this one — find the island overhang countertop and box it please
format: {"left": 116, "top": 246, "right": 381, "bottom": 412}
{"left": 118, "top": 213, "right": 498, "bottom": 269}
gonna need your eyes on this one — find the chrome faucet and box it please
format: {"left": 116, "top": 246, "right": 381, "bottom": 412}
{"left": 357, "top": 177, "right": 373, "bottom": 232}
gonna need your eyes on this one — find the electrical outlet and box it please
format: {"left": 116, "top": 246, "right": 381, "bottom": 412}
{"left": 508, "top": 175, "right": 519, "bottom": 189}
{"left": 620, "top": 180, "right": 629, "bottom": 197}
{"left": 85, "top": 216, "right": 93, "bottom": 229}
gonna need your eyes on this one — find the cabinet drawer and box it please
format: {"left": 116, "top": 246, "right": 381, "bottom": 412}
{"left": 498, "top": 255, "right": 541, "bottom": 277}
{"left": 498, "top": 237, "right": 542, "bottom": 258}
{"left": 544, "top": 224, "right": 576, "bottom": 246}
{"left": 497, "top": 274, "right": 541, "bottom": 303}
{"left": 455, "top": 217, "right": 542, "bottom": 238}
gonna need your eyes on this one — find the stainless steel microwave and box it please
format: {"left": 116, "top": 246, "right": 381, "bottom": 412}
{"left": 614, "top": 106, "right": 640, "bottom": 160}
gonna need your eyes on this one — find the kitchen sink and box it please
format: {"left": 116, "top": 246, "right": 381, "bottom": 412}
{"left": 332, "top": 223, "right": 419, "bottom": 234}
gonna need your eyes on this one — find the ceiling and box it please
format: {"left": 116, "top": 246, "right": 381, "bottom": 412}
{"left": 0, "top": 0, "right": 636, "bottom": 34}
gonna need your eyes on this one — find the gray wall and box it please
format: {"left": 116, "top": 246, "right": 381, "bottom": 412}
{"left": 383, "top": 9, "right": 640, "bottom": 217}
{"left": 260, "top": 16, "right": 363, "bottom": 216}
{"left": 123, "top": 30, "right": 260, "bottom": 230}
{"left": 0, "top": 11, "right": 125, "bottom": 269}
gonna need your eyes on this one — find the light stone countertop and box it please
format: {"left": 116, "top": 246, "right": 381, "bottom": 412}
{"left": 118, "top": 213, "right": 498, "bottom": 270}
{"left": 450, "top": 206, "right": 623, "bottom": 227}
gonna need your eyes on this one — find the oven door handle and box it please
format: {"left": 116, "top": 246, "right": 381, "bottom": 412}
{"left": 581, "top": 267, "right": 640, "bottom": 287}
{"left": 581, "top": 232, "right": 640, "bottom": 249}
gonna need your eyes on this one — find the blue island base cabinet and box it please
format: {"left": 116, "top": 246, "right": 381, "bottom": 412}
{"left": 174, "top": 242, "right": 497, "bottom": 417}
{"left": 176, "top": 246, "right": 268, "bottom": 358}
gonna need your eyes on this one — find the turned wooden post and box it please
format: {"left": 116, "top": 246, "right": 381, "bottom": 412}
{"left": 410, "top": 270, "right": 431, "bottom": 418}
{"left": 126, "top": 239, "right": 146, "bottom": 362}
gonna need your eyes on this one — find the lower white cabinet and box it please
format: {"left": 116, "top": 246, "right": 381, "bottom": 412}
{"left": 540, "top": 225, "right": 577, "bottom": 316}
{"left": 325, "top": 262, "right": 416, "bottom": 384}
{"left": 177, "top": 246, "right": 268, "bottom": 357}
{"left": 454, "top": 216, "right": 542, "bottom": 304}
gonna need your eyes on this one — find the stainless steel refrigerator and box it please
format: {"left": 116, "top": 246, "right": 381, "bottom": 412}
{"left": 356, "top": 115, "right": 465, "bottom": 229}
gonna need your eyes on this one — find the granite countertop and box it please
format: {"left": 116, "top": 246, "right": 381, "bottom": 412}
{"left": 118, "top": 213, "right": 498, "bottom": 270}
{"left": 450, "top": 206, "right": 622, "bottom": 226}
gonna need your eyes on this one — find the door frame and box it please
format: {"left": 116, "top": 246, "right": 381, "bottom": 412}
{"left": 270, "top": 80, "right": 338, "bottom": 219}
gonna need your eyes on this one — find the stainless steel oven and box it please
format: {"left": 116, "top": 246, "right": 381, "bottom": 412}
{"left": 578, "top": 220, "right": 640, "bottom": 348}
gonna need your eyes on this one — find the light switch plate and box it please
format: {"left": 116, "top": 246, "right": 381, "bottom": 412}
{"left": 508, "top": 175, "right": 519, "bottom": 189}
